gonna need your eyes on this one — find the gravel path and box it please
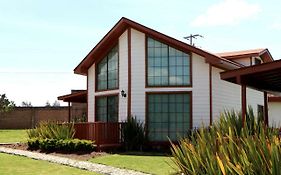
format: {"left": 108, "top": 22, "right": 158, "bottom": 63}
{"left": 0, "top": 146, "right": 150, "bottom": 175}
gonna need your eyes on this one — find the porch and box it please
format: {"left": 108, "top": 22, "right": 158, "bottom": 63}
{"left": 73, "top": 122, "right": 124, "bottom": 150}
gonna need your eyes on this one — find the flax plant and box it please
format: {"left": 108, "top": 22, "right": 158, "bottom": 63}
{"left": 171, "top": 107, "right": 281, "bottom": 175}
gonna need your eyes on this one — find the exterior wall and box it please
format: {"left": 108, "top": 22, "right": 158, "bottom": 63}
{"left": 269, "top": 102, "right": 281, "bottom": 126}
{"left": 0, "top": 107, "right": 69, "bottom": 129}
{"left": 88, "top": 63, "right": 95, "bottom": 122}
{"left": 118, "top": 30, "right": 128, "bottom": 122}
{"left": 191, "top": 53, "right": 210, "bottom": 127}
{"left": 212, "top": 67, "right": 264, "bottom": 121}
{"left": 86, "top": 28, "right": 265, "bottom": 127}
{"left": 131, "top": 29, "right": 146, "bottom": 122}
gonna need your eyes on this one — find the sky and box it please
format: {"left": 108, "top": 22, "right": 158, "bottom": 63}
{"left": 1, "top": 0, "right": 281, "bottom": 106}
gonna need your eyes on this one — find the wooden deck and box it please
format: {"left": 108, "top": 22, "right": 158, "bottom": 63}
{"left": 73, "top": 122, "right": 124, "bottom": 150}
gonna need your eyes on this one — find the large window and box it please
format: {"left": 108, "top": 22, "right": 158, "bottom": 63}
{"left": 96, "top": 96, "right": 118, "bottom": 122}
{"left": 97, "top": 46, "right": 118, "bottom": 91}
{"left": 147, "top": 38, "right": 191, "bottom": 86}
{"left": 147, "top": 93, "right": 191, "bottom": 141}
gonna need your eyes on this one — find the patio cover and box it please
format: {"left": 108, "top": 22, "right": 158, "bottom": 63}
{"left": 220, "top": 59, "right": 281, "bottom": 126}
{"left": 58, "top": 90, "right": 87, "bottom": 103}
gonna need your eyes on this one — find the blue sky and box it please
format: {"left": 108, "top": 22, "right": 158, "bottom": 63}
{"left": 1, "top": 0, "right": 281, "bottom": 106}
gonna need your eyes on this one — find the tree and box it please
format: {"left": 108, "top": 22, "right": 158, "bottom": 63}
{"left": 45, "top": 101, "right": 51, "bottom": 107}
{"left": 0, "top": 94, "right": 15, "bottom": 113}
{"left": 21, "top": 101, "right": 32, "bottom": 107}
{"left": 52, "top": 100, "right": 60, "bottom": 107}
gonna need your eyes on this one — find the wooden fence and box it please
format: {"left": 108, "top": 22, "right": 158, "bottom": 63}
{"left": 73, "top": 122, "right": 124, "bottom": 150}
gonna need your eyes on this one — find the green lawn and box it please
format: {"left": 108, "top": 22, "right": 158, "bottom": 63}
{"left": 0, "top": 130, "right": 28, "bottom": 143}
{"left": 0, "top": 153, "right": 99, "bottom": 175}
{"left": 90, "top": 152, "right": 178, "bottom": 175}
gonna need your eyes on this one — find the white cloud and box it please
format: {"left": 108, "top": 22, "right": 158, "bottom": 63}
{"left": 270, "top": 22, "right": 281, "bottom": 30}
{"left": 191, "top": 0, "right": 261, "bottom": 27}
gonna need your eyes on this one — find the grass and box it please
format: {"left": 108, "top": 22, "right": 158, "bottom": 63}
{"left": 0, "top": 130, "right": 28, "bottom": 143}
{"left": 90, "top": 152, "right": 177, "bottom": 175}
{"left": 0, "top": 153, "right": 99, "bottom": 175}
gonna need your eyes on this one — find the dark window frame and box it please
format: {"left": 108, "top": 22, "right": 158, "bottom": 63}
{"left": 95, "top": 94, "right": 119, "bottom": 122}
{"left": 145, "top": 36, "right": 192, "bottom": 88}
{"left": 145, "top": 91, "right": 192, "bottom": 142}
{"left": 95, "top": 45, "right": 119, "bottom": 92}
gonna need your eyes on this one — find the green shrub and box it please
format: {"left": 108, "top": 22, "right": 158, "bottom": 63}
{"left": 121, "top": 116, "right": 146, "bottom": 151}
{"left": 170, "top": 108, "right": 280, "bottom": 175}
{"left": 27, "top": 122, "right": 75, "bottom": 140}
{"left": 27, "top": 138, "right": 95, "bottom": 152}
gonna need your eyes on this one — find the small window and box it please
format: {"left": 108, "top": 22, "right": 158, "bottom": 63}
{"left": 257, "top": 105, "right": 264, "bottom": 122}
{"left": 254, "top": 58, "right": 262, "bottom": 65}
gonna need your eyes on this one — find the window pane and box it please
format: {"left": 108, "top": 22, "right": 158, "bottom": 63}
{"left": 97, "top": 45, "right": 119, "bottom": 90}
{"left": 147, "top": 94, "right": 191, "bottom": 142}
{"left": 96, "top": 96, "right": 118, "bottom": 122}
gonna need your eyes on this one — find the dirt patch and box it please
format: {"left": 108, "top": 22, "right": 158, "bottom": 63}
{"left": 1, "top": 143, "right": 107, "bottom": 161}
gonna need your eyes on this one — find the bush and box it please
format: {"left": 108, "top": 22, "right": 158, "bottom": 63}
{"left": 170, "top": 108, "right": 280, "bottom": 175}
{"left": 122, "top": 116, "right": 146, "bottom": 151}
{"left": 27, "top": 138, "right": 95, "bottom": 152}
{"left": 27, "top": 122, "right": 75, "bottom": 140}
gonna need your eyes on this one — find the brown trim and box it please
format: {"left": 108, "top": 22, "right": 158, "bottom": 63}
{"left": 127, "top": 28, "right": 132, "bottom": 118}
{"left": 264, "top": 91, "right": 268, "bottom": 126}
{"left": 145, "top": 91, "right": 193, "bottom": 141}
{"left": 145, "top": 35, "right": 193, "bottom": 88}
{"left": 94, "top": 44, "right": 119, "bottom": 93}
{"left": 268, "top": 96, "right": 281, "bottom": 102}
{"left": 74, "top": 17, "right": 241, "bottom": 75}
{"left": 209, "top": 64, "right": 213, "bottom": 125}
{"left": 68, "top": 102, "right": 71, "bottom": 122}
{"left": 94, "top": 93, "right": 119, "bottom": 122}
{"left": 86, "top": 73, "right": 89, "bottom": 122}
{"left": 241, "top": 85, "right": 246, "bottom": 127}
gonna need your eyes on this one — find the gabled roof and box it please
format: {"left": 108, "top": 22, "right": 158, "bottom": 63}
{"left": 74, "top": 17, "right": 242, "bottom": 75}
{"left": 217, "top": 48, "right": 274, "bottom": 63}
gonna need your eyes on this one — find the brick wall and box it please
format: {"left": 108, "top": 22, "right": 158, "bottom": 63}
{"left": 0, "top": 107, "right": 69, "bottom": 129}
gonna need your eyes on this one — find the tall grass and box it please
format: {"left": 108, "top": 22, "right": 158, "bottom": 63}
{"left": 27, "top": 122, "right": 75, "bottom": 140}
{"left": 170, "top": 108, "right": 280, "bottom": 175}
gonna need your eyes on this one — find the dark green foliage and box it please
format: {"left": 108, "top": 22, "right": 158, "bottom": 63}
{"left": 27, "top": 138, "right": 95, "bottom": 152}
{"left": 122, "top": 116, "right": 146, "bottom": 151}
{"left": 170, "top": 108, "right": 280, "bottom": 175}
{"left": 0, "top": 94, "right": 15, "bottom": 114}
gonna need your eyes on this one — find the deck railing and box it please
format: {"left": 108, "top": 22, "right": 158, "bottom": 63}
{"left": 73, "top": 122, "right": 124, "bottom": 148}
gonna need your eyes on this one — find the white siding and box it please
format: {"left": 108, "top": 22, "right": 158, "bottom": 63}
{"left": 192, "top": 53, "right": 210, "bottom": 127}
{"left": 212, "top": 67, "right": 264, "bottom": 121}
{"left": 246, "top": 87, "right": 264, "bottom": 116}
{"left": 87, "top": 64, "right": 95, "bottom": 122}
{"left": 118, "top": 30, "right": 128, "bottom": 122}
{"left": 269, "top": 102, "right": 281, "bottom": 127}
{"left": 131, "top": 29, "right": 146, "bottom": 122}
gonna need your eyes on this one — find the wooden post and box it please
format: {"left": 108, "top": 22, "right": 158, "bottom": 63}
{"left": 241, "top": 85, "right": 247, "bottom": 127}
{"left": 264, "top": 91, "right": 268, "bottom": 126}
{"left": 68, "top": 102, "right": 71, "bottom": 122}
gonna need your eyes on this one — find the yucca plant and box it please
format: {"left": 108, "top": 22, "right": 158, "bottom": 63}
{"left": 27, "top": 121, "right": 75, "bottom": 140}
{"left": 171, "top": 108, "right": 281, "bottom": 175}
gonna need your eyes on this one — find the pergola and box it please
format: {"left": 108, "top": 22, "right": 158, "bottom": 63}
{"left": 220, "top": 59, "right": 281, "bottom": 126}
{"left": 57, "top": 90, "right": 87, "bottom": 122}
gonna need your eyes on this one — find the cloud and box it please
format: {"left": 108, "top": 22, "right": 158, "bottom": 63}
{"left": 269, "top": 22, "right": 281, "bottom": 30}
{"left": 191, "top": 0, "right": 261, "bottom": 27}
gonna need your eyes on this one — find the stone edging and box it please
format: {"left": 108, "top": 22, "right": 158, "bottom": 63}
{"left": 0, "top": 147, "right": 150, "bottom": 175}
